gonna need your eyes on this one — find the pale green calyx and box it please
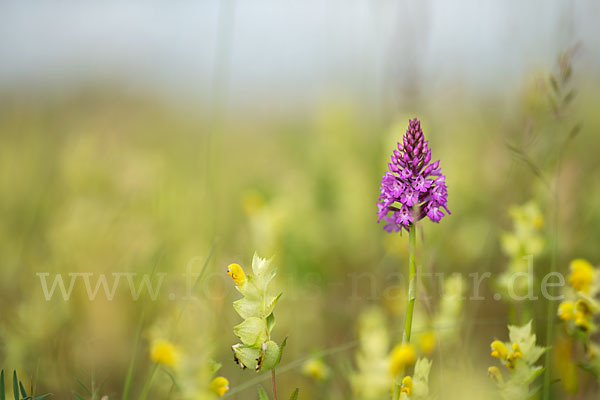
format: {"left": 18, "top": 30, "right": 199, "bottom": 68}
{"left": 230, "top": 253, "right": 286, "bottom": 371}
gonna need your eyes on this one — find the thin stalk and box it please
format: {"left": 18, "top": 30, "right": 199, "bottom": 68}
{"left": 392, "top": 377, "right": 401, "bottom": 400}
{"left": 403, "top": 226, "right": 417, "bottom": 343}
{"left": 123, "top": 252, "right": 161, "bottom": 400}
{"left": 271, "top": 369, "right": 278, "bottom": 400}
{"left": 542, "top": 155, "right": 561, "bottom": 400}
{"left": 393, "top": 226, "right": 417, "bottom": 399}
{"left": 137, "top": 364, "right": 158, "bottom": 400}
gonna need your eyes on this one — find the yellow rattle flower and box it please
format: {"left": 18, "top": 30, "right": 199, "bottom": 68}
{"left": 400, "top": 376, "right": 413, "bottom": 396}
{"left": 568, "top": 259, "right": 595, "bottom": 293}
{"left": 490, "top": 341, "right": 508, "bottom": 360}
{"left": 558, "top": 301, "right": 575, "bottom": 321}
{"left": 227, "top": 263, "right": 246, "bottom": 286}
{"left": 150, "top": 339, "right": 180, "bottom": 368}
{"left": 390, "top": 344, "right": 417, "bottom": 376}
{"left": 210, "top": 376, "right": 230, "bottom": 397}
{"left": 506, "top": 343, "right": 522, "bottom": 369}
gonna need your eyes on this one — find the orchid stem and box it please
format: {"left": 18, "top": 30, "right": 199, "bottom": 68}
{"left": 393, "top": 227, "right": 417, "bottom": 399}
{"left": 403, "top": 226, "right": 417, "bottom": 344}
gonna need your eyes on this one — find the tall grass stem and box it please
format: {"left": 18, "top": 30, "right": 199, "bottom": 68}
{"left": 137, "top": 364, "right": 158, "bottom": 400}
{"left": 271, "top": 369, "right": 278, "bottom": 400}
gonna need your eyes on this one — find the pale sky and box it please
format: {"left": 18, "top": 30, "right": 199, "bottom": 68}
{"left": 1, "top": 0, "right": 598, "bottom": 109}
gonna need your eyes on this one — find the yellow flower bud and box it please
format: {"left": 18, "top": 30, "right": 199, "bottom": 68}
{"left": 150, "top": 339, "right": 180, "bottom": 368}
{"left": 210, "top": 376, "right": 230, "bottom": 397}
{"left": 490, "top": 340, "right": 508, "bottom": 360}
{"left": 400, "top": 376, "right": 413, "bottom": 395}
{"left": 568, "top": 259, "right": 595, "bottom": 293}
{"left": 558, "top": 301, "right": 575, "bottom": 321}
{"left": 390, "top": 344, "right": 417, "bottom": 376}
{"left": 419, "top": 331, "right": 436, "bottom": 355}
{"left": 227, "top": 263, "right": 246, "bottom": 286}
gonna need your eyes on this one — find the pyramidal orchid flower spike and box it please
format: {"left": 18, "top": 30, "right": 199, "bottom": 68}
{"left": 377, "top": 118, "right": 450, "bottom": 232}
{"left": 380, "top": 118, "right": 447, "bottom": 398}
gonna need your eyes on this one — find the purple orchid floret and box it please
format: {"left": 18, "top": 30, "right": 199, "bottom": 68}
{"left": 377, "top": 118, "right": 450, "bottom": 232}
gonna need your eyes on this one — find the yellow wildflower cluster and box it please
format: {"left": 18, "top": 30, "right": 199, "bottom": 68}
{"left": 349, "top": 307, "right": 392, "bottom": 400}
{"left": 555, "top": 258, "right": 600, "bottom": 388}
{"left": 149, "top": 337, "right": 231, "bottom": 398}
{"left": 487, "top": 321, "right": 546, "bottom": 400}
{"left": 557, "top": 259, "right": 599, "bottom": 334}
{"left": 490, "top": 340, "right": 522, "bottom": 369}
{"left": 406, "top": 275, "right": 464, "bottom": 360}
{"left": 429, "top": 274, "right": 465, "bottom": 348}
{"left": 498, "top": 201, "right": 545, "bottom": 298}
{"left": 397, "top": 358, "right": 432, "bottom": 400}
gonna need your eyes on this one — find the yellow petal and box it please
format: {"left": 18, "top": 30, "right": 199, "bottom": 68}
{"left": 389, "top": 344, "right": 417, "bottom": 375}
{"left": 210, "top": 376, "right": 230, "bottom": 397}
{"left": 400, "top": 376, "right": 413, "bottom": 395}
{"left": 150, "top": 339, "right": 180, "bottom": 368}
{"left": 227, "top": 263, "right": 246, "bottom": 286}
{"left": 490, "top": 341, "right": 508, "bottom": 360}
{"left": 568, "top": 259, "right": 595, "bottom": 293}
{"left": 558, "top": 301, "right": 575, "bottom": 321}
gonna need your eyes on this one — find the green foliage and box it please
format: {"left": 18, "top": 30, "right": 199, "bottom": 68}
{"left": 73, "top": 374, "right": 106, "bottom": 400}
{"left": 231, "top": 254, "right": 285, "bottom": 372}
{"left": 0, "top": 370, "right": 52, "bottom": 400}
{"left": 256, "top": 385, "right": 299, "bottom": 400}
{"left": 257, "top": 385, "right": 270, "bottom": 400}
{"left": 288, "top": 388, "right": 299, "bottom": 400}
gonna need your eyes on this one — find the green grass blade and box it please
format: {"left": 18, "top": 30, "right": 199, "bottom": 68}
{"left": 288, "top": 389, "right": 299, "bottom": 400}
{"left": 75, "top": 379, "right": 92, "bottom": 396}
{"left": 1, "top": 370, "right": 6, "bottom": 400}
{"left": 92, "top": 379, "right": 106, "bottom": 400}
{"left": 18, "top": 382, "right": 27, "bottom": 398}
{"left": 12, "top": 371, "right": 19, "bottom": 400}
{"left": 33, "top": 395, "right": 51, "bottom": 400}
{"left": 122, "top": 250, "right": 162, "bottom": 400}
{"left": 159, "top": 368, "right": 181, "bottom": 392}
{"left": 73, "top": 392, "right": 86, "bottom": 400}
{"left": 257, "top": 385, "right": 270, "bottom": 400}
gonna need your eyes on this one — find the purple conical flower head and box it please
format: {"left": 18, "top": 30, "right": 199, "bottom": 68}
{"left": 377, "top": 118, "right": 450, "bottom": 232}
